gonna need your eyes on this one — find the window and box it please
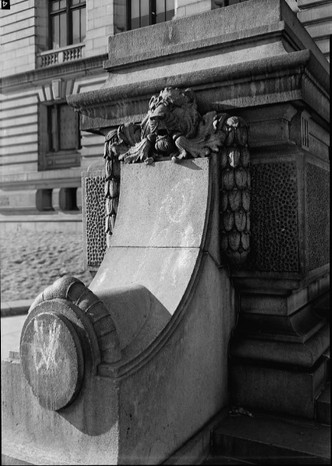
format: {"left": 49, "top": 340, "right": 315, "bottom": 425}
{"left": 39, "top": 102, "right": 81, "bottom": 170}
{"left": 128, "top": 0, "right": 175, "bottom": 30}
{"left": 213, "top": 0, "right": 248, "bottom": 6}
{"left": 48, "top": 103, "right": 80, "bottom": 152}
{"left": 50, "top": 0, "right": 86, "bottom": 49}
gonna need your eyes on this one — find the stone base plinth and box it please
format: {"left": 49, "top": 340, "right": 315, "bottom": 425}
{"left": 230, "top": 277, "right": 330, "bottom": 419}
{"left": 230, "top": 356, "right": 327, "bottom": 419}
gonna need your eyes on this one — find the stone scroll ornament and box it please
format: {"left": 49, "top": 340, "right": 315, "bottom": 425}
{"left": 104, "top": 87, "right": 250, "bottom": 266}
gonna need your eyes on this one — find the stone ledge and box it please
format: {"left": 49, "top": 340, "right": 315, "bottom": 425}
{"left": 104, "top": 23, "right": 286, "bottom": 71}
{"left": 230, "top": 358, "right": 327, "bottom": 418}
{"left": 0, "top": 167, "right": 82, "bottom": 190}
{"left": 231, "top": 324, "right": 330, "bottom": 368}
{"left": 69, "top": 49, "right": 325, "bottom": 109}
{"left": 105, "top": 0, "right": 327, "bottom": 72}
{"left": 212, "top": 411, "right": 331, "bottom": 463}
{"left": 0, "top": 213, "right": 82, "bottom": 222}
{"left": 1, "top": 300, "right": 31, "bottom": 317}
{"left": 163, "top": 408, "right": 229, "bottom": 465}
{"left": 0, "top": 213, "right": 83, "bottom": 233}
{"left": 68, "top": 49, "right": 329, "bottom": 134}
{"left": 0, "top": 54, "right": 108, "bottom": 91}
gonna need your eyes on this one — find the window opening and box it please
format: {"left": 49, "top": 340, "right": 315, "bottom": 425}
{"left": 47, "top": 103, "right": 80, "bottom": 152}
{"left": 50, "top": 0, "right": 86, "bottom": 49}
{"left": 128, "top": 0, "right": 175, "bottom": 30}
{"left": 39, "top": 102, "right": 81, "bottom": 171}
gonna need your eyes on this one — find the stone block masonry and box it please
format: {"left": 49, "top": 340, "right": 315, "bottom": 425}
{"left": 0, "top": 91, "right": 39, "bottom": 175}
{"left": 176, "top": 0, "right": 212, "bottom": 17}
{"left": 0, "top": 1, "right": 37, "bottom": 77}
{"left": 298, "top": 0, "right": 332, "bottom": 62}
{"left": 0, "top": 74, "right": 107, "bottom": 214}
{"left": 85, "top": 0, "right": 115, "bottom": 57}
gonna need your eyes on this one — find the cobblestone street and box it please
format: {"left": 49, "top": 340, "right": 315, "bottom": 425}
{"left": 0, "top": 228, "right": 92, "bottom": 303}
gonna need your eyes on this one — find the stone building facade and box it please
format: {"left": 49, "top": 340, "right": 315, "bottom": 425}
{"left": 0, "top": 0, "right": 330, "bottom": 230}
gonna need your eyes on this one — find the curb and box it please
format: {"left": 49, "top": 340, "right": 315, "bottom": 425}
{"left": 1, "top": 300, "right": 32, "bottom": 317}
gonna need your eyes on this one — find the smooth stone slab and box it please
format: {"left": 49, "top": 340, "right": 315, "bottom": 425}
{"left": 91, "top": 246, "right": 200, "bottom": 316}
{"left": 91, "top": 158, "right": 210, "bottom": 317}
{"left": 110, "top": 158, "right": 209, "bottom": 249}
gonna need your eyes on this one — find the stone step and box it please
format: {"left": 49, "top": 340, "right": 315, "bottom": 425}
{"left": 322, "top": 349, "right": 330, "bottom": 381}
{"left": 313, "top": 293, "right": 330, "bottom": 321}
{"left": 211, "top": 412, "right": 331, "bottom": 465}
{"left": 202, "top": 455, "right": 253, "bottom": 464}
{"left": 316, "top": 383, "right": 331, "bottom": 425}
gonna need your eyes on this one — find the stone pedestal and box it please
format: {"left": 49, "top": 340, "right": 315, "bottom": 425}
{"left": 68, "top": 0, "right": 330, "bottom": 420}
{"left": 68, "top": 0, "right": 330, "bottom": 426}
{"left": 229, "top": 102, "right": 329, "bottom": 418}
{"left": 2, "top": 156, "right": 237, "bottom": 465}
{"left": 2, "top": 1, "right": 330, "bottom": 464}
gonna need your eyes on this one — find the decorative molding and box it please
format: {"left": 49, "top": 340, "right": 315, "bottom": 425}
{"left": 220, "top": 144, "right": 251, "bottom": 266}
{"left": 103, "top": 135, "right": 120, "bottom": 240}
{"left": 51, "top": 79, "right": 62, "bottom": 100}
{"left": 38, "top": 44, "right": 85, "bottom": 69}
{"left": 66, "top": 50, "right": 329, "bottom": 134}
{"left": 301, "top": 110, "right": 310, "bottom": 150}
{"left": 0, "top": 54, "right": 108, "bottom": 92}
{"left": 38, "top": 79, "right": 74, "bottom": 103}
{"left": 72, "top": 76, "right": 108, "bottom": 97}
{"left": 37, "top": 87, "right": 47, "bottom": 103}
{"left": 20, "top": 276, "right": 122, "bottom": 410}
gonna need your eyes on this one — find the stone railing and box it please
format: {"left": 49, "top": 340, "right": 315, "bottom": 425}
{"left": 38, "top": 43, "right": 85, "bottom": 68}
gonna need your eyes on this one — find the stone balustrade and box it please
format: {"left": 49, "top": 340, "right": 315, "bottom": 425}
{"left": 38, "top": 43, "right": 85, "bottom": 68}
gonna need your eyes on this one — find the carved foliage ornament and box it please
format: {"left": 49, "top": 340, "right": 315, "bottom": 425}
{"left": 104, "top": 87, "right": 250, "bottom": 266}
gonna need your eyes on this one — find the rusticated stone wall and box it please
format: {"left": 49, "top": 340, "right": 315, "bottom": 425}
{"left": 84, "top": 174, "right": 107, "bottom": 268}
{"left": 306, "top": 163, "right": 330, "bottom": 270}
{"left": 247, "top": 161, "right": 299, "bottom": 272}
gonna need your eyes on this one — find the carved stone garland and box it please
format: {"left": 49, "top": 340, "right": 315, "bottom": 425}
{"left": 103, "top": 87, "right": 250, "bottom": 266}
{"left": 103, "top": 131, "right": 121, "bottom": 244}
{"left": 219, "top": 121, "right": 250, "bottom": 266}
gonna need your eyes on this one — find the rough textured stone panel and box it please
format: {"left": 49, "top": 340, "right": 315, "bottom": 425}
{"left": 85, "top": 175, "right": 107, "bottom": 268}
{"left": 248, "top": 161, "right": 299, "bottom": 272}
{"left": 306, "top": 164, "right": 330, "bottom": 270}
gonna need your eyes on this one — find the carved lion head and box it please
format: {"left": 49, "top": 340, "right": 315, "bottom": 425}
{"left": 144, "top": 87, "right": 200, "bottom": 140}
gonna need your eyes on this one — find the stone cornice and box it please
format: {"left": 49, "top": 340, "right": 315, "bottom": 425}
{"left": 0, "top": 54, "right": 108, "bottom": 92}
{"left": 0, "top": 169, "right": 81, "bottom": 190}
{"left": 67, "top": 50, "right": 330, "bottom": 132}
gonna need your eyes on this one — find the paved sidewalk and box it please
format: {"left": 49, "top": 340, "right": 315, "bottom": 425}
{"left": 0, "top": 229, "right": 91, "bottom": 303}
{"left": 1, "top": 227, "right": 92, "bottom": 361}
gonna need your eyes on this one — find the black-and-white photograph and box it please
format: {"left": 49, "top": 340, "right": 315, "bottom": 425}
{"left": 0, "top": 0, "right": 330, "bottom": 464}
